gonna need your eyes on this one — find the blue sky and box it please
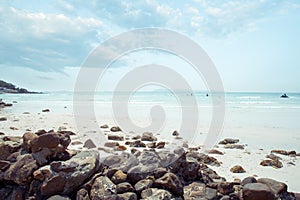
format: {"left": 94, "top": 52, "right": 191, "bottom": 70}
{"left": 0, "top": 0, "right": 300, "bottom": 92}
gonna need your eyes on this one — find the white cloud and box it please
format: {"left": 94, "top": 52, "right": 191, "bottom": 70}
{"left": 1, "top": 0, "right": 299, "bottom": 73}
{"left": 0, "top": 5, "right": 104, "bottom": 71}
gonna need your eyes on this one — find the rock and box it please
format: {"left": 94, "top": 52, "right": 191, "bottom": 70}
{"left": 181, "top": 157, "right": 200, "bottom": 181}
{"left": 241, "top": 177, "right": 257, "bottom": 186}
{"left": 217, "top": 182, "right": 234, "bottom": 195}
{"left": 219, "top": 138, "right": 239, "bottom": 145}
{"left": 288, "top": 150, "right": 297, "bottom": 156}
{"left": 47, "top": 195, "right": 71, "bottom": 200}
{"left": 31, "top": 148, "right": 53, "bottom": 166}
{"left": 117, "top": 192, "right": 137, "bottom": 200}
{"left": 23, "top": 132, "right": 38, "bottom": 152}
{"left": 183, "top": 182, "right": 206, "bottom": 199}
{"left": 84, "top": 139, "right": 96, "bottom": 149}
{"left": 111, "top": 170, "right": 127, "bottom": 184}
{"left": 187, "top": 152, "right": 221, "bottom": 166}
{"left": 71, "top": 141, "right": 83, "bottom": 145}
{"left": 141, "top": 132, "right": 157, "bottom": 141}
{"left": 114, "top": 145, "right": 127, "bottom": 151}
{"left": 9, "top": 126, "right": 18, "bottom": 130}
{"left": 208, "top": 149, "right": 224, "bottom": 155}
{"left": 50, "top": 161, "right": 79, "bottom": 173}
{"left": 230, "top": 165, "right": 246, "bottom": 173}
{"left": 108, "top": 134, "right": 124, "bottom": 141}
{"left": 30, "top": 132, "right": 71, "bottom": 153}
{"left": 266, "top": 153, "right": 282, "bottom": 161}
{"left": 4, "top": 154, "right": 38, "bottom": 185}
{"left": 260, "top": 159, "right": 283, "bottom": 169}
{"left": 224, "top": 144, "right": 244, "bottom": 150}
{"left": 130, "top": 140, "right": 146, "bottom": 148}
{"left": 110, "top": 126, "right": 122, "bottom": 132}
{"left": 42, "top": 109, "right": 50, "bottom": 112}
{"left": 154, "top": 168, "right": 168, "bottom": 179}
{"left": 0, "top": 117, "right": 7, "bottom": 121}
{"left": 116, "top": 182, "right": 135, "bottom": 194}
{"left": 0, "top": 136, "right": 23, "bottom": 160}
{"left": 156, "top": 141, "right": 166, "bottom": 149}
{"left": 134, "top": 178, "right": 154, "bottom": 193}
{"left": 243, "top": 183, "right": 275, "bottom": 200}
{"left": 172, "top": 130, "right": 179, "bottom": 136}
{"left": 141, "top": 188, "right": 173, "bottom": 199}
{"left": 76, "top": 188, "right": 90, "bottom": 200}
{"left": 104, "top": 142, "right": 120, "bottom": 148}
{"left": 154, "top": 172, "right": 183, "bottom": 196}
{"left": 41, "top": 175, "right": 66, "bottom": 196}
{"left": 103, "top": 153, "right": 139, "bottom": 173}
{"left": 127, "top": 164, "right": 156, "bottom": 184}
{"left": 33, "top": 168, "right": 51, "bottom": 181}
{"left": 206, "top": 187, "right": 218, "bottom": 200}
{"left": 257, "top": 178, "right": 287, "bottom": 195}
{"left": 100, "top": 124, "right": 109, "bottom": 129}
{"left": 147, "top": 142, "right": 156, "bottom": 148}
{"left": 35, "top": 129, "right": 48, "bottom": 135}
{"left": 132, "top": 135, "right": 141, "bottom": 140}
{"left": 90, "top": 176, "right": 116, "bottom": 199}
{"left": 0, "top": 160, "right": 10, "bottom": 171}
{"left": 58, "top": 130, "right": 76, "bottom": 136}
{"left": 271, "top": 150, "right": 288, "bottom": 156}
{"left": 39, "top": 150, "right": 100, "bottom": 195}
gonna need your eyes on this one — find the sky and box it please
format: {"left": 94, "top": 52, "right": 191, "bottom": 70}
{"left": 0, "top": 0, "right": 300, "bottom": 92}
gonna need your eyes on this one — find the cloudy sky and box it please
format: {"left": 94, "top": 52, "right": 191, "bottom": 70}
{"left": 0, "top": 0, "right": 300, "bottom": 92}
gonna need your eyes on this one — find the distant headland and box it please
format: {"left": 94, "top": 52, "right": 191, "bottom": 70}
{"left": 0, "top": 80, "right": 40, "bottom": 94}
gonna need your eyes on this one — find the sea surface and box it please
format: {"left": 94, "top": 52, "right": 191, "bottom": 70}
{"left": 1, "top": 91, "right": 300, "bottom": 151}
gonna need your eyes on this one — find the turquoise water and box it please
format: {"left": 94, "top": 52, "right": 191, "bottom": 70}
{"left": 1, "top": 91, "right": 300, "bottom": 112}
{"left": 1, "top": 91, "right": 300, "bottom": 150}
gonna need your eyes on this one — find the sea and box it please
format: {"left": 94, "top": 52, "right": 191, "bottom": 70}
{"left": 1, "top": 91, "right": 300, "bottom": 151}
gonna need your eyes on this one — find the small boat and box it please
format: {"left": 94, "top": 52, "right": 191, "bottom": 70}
{"left": 280, "top": 93, "right": 288, "bottom": 98}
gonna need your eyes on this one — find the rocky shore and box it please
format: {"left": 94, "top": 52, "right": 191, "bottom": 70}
{"left": 0, "top": 128, "right": 299, "bottom": 200}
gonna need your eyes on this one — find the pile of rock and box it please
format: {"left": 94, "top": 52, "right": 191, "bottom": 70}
{"left": 0, "top": 131, "right": 298, "bottom": 199}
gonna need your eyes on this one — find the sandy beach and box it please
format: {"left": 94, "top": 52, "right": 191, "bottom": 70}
{"left": 1, "top": 102, "right": 299, "bottom": 195}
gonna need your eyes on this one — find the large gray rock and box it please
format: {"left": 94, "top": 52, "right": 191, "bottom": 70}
{"left": 4, "top": 154, "right": 38, "bottom": 185}
{"left": 103, "top": 152, "right": 138, "bottom": 172}
{"left": 243, "top": 183, "right": 276, "bottom": 200}
{"left": 37, "top": 150, "right": 100, "bottom": 196}
{"left": 257, "top": 178, "right": 287, "bottom": 196}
